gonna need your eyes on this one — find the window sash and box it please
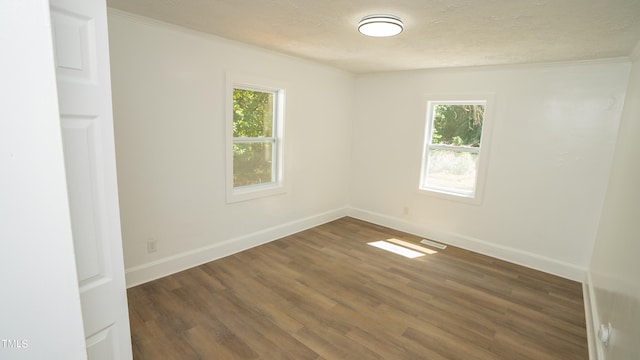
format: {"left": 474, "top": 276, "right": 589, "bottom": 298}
{"left": 233, "top": 137, "right": 276, "bottom": 144}
{"left": 232, "top": 86, "right": 277, "bottom": 139}
{"left": 231, "top": 85, "right": 280, "bottom": 189}
{"left": 427, "top": 144, "right": 480, "bottom": 153}
{"left": 423, "top": 147, "right": 479, "bottom": 195}
{"left": 232, "top": 139, "right": 278, "bottom": 188}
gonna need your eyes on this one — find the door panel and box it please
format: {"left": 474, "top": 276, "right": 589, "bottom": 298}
{"left": 51, "top": 0, "right": 132, "bottom": 358}
{"left": 60, "top": 116, "right": 103, "bottom": 284}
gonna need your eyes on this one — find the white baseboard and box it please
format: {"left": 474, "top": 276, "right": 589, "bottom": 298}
{"left": 124, "top": 207, "right": 347, "bottom": 287}
{"left": 126, "top": 206, "right": 587, "bottom": 287}
{"left": 346, "top": 207, "right": 586, "bottom": 282}
{"left": 584, "top": 272, "right": 604, "bottom": 360}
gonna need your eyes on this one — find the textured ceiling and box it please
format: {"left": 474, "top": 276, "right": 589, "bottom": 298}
{"left": 106, "top": 0, "right": 640, "bottom": 73}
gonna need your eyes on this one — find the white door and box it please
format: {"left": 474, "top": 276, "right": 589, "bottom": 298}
{"left": 50, "top": 0, "right": 133, "bottom": 358}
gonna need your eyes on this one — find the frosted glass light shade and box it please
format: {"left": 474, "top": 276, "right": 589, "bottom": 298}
{"left": 358, "top": 15, "right": 403, "bottom": 37}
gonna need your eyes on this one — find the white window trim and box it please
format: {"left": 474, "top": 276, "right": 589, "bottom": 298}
{"left": 225, "top": 72, "right": 287, "bottom": 203}
{"left": 418, "top": 94, "right": 495, "bottom": 205}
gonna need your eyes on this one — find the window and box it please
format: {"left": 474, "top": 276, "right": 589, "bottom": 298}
{"left": 419, "top": 96, "right": 493, "bottom": 201}
{"left": 226, "top": 74, "right": 285, "bottom": 203}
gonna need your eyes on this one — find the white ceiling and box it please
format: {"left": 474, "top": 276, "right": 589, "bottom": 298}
{"left": 106, "top": 0, "right": 640, "bottom": 74}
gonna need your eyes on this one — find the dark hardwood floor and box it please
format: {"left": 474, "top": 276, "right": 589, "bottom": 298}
{"left": 127, "top": 217, "right": 588, "bottom": 359}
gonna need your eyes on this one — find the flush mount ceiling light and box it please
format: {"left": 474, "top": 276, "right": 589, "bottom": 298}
{"left": 358, "top": 14, "right": 404, "bottom": 37}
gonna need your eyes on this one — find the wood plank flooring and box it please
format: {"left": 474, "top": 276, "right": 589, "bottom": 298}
{"left": 127, "top": 217, "right": 588, "bottom": 359}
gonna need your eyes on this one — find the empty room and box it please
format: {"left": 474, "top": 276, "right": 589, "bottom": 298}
{"left": 2, "top": 0, "right": 640, "bottom": 359}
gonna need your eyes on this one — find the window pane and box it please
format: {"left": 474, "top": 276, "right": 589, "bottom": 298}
{"left": 425, "top": 148, "right": 478, "bottom": 193}
{"left": 233, "top": 142, "right": 274, "bottom": 187}
{"left": 431, "top": 104, "right": 484, "bottom": 147}
{"left": 233, "top": 88, "right": 274, "bottom": 138}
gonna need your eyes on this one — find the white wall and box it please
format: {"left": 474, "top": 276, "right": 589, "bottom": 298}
{"left": 587, "top": 43, "right": 640, "bottom": 359}
{"left": 107, "top": 10, "right": 354, "bottom": 286}
{"left": 0, "top": 1, "right": 86, "bottom": 359}
{"left": 349, "top": 61, "right": 630, "bottom": 280}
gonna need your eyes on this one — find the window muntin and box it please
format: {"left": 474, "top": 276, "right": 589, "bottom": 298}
{"left": 226, "top": 76, "right": 285, "bottom": 203}
{"left": 420, "top": 100, "right": 488, "bottom": 199}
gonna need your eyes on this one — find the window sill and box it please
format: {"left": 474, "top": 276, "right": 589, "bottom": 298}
{"left": 417, "top": 187, "right": 483, "bottom": 205}
{"left": 226, "top": 183, "right": 287, "bottom": 203}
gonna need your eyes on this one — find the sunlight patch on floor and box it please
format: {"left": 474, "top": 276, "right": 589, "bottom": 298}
{"left": 368, "top": 240, "right": 429, "bottom": 258}
{"left": 387, "top": 238, "right": 438, "bottom": 255}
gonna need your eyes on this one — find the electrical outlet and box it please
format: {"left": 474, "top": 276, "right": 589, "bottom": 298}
{"left": 147, "top": 238, "right": 157, "bottom": 253}
{"left": 403, "top": 206, "right": 409, "bottom": 215}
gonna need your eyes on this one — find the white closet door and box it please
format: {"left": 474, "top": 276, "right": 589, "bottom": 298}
{"left": 50, "top": 0, "right": 132, "bottom": 358}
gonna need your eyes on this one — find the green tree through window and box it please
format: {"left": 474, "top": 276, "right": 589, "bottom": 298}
{"left": 431, "top": 104, "right": 484, "bottom": 147}
{"left": 232, "top": 88, "right": 277, "bottom": 187}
